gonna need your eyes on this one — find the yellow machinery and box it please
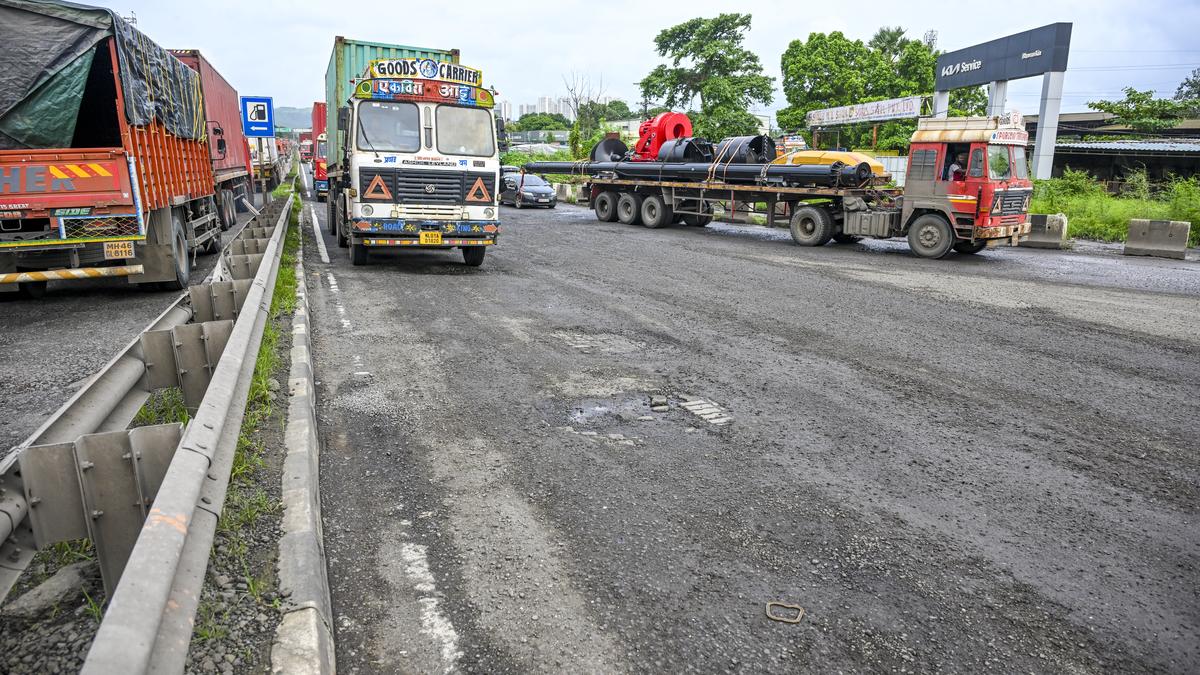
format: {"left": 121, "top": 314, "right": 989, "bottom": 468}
{"left": 772, "top": 150, "right": 889, "bottom": 178}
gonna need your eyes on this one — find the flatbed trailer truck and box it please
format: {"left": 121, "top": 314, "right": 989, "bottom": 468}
{"left": 536, "top": 115, "right": 1034, "bottom": 258}
{"left": 0, "top": 2, "right": 234, "bottom": 296}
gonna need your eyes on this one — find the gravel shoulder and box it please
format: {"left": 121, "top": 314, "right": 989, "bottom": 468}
{"left": 309, "top": 203, "right": 1198, "bottom": 673}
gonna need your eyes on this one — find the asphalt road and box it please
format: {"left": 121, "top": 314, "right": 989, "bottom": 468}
{"left": 0, "top": 208, "right": 256, "bottom": 453}
{"left": 307, "top": 201, "right": 1199, "bottom": 674}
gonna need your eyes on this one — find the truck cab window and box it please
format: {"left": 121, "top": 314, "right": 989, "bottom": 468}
{"left": 436, "top": 105, "right": 496, "bottom": 157}
{"left": 987, "top": 145, "right": 1012, "bottom": 180}
{"left": 356, "top": 102, "right": 419, "bottom": 153}
{"left": 968, "top": 148, "right": 984, "bottom": 178}
{"left": 1011, "top": 148, "right": 1029, "bottom": 179}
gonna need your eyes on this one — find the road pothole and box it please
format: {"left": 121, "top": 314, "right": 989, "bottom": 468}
{"left": 551, "top": 330, "right": 644, "bottom": 355}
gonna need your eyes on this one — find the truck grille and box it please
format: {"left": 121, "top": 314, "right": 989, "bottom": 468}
{"left": 995, "top": 190, "right": 1029, "bottom": 215}
{"left": 359, "top": 169, "right": 496, "bottom": 205}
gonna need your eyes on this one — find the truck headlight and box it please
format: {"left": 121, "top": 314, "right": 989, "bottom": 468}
{"left": 484, "top": 207, "right": 495, "bottom": 218}
{"left": 361, "top": 204, "right": 374, "bottom": 216}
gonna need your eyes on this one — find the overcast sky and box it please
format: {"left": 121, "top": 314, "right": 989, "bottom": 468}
{"left": 97, "top": 0, "right": 1199, "bottom": 121}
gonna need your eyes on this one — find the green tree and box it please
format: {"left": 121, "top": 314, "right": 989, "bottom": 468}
{"left": 869, "top": 26, "right": 913, "bottom": 63}
{"left": 1089, "top": 87, "right": 1191, "bottom": 134}
{"left": 1176, "top": 67, "right": 1200, "bottom": 101}
{"left": 510, "top": 112, "right": 571, "bottom": 131}
{"left": 605, "top": 100, "right": 633, "bottom": 120}
{"left": 639, "top": 13, "right": 774, "bottom": 139}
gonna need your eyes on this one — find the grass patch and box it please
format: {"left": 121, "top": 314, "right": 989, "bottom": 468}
{"left": 1032, "top": 169, "right": 1199, "bottom": 246}
{"left": 132, "top": 387, "right": 189, "bottom": 426}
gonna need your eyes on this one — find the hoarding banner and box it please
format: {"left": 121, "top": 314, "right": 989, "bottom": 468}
{"left": 367, "top": 59, "right": 483, "bottom": 87}
{"left": 805, "top": 96, "right": 925, "bottom": 127}
{"left": 935, "top": 23, "right": 1072, "bottom": 90}
{"left": 354, "top": 79, "right": 495, "bottom": 108}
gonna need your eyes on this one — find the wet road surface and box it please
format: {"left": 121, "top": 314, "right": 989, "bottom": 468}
{"left": 307, "top": 201, "right": 1199, "bottom": 673}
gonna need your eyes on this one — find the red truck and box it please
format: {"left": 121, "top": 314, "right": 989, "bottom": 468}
{"left": 299, "top": 131, "right": 313, "bottom": 163}
{"left": 0, "top": 3, "right": 240, "bottom": 296}
{"left": 311, "top": 102, "right": 328, "bottom": 201}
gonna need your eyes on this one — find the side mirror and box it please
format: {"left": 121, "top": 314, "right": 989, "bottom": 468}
{"left": 337, "top": 107, "right": 349, "bottom": 132}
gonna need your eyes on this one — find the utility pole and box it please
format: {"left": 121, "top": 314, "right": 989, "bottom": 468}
{"left": 258, "top": 138, "right": 269, "bottom": 206}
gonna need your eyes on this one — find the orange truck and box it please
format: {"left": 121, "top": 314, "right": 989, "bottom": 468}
{"left": 0, "top": 2, "right": 234, "bottom": 296}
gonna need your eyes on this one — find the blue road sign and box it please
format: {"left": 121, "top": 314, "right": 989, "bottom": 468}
{"left": 240, "top": 96, "right": 275, "bottom": 138}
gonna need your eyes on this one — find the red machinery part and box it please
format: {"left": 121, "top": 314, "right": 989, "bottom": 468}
{"left": 630, "top": 112, "right": 692, "bottom": 161}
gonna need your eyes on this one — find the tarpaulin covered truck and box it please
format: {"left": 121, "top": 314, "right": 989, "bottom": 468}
{"left": 0, "top": 0, "right": 225, "bottom": 296}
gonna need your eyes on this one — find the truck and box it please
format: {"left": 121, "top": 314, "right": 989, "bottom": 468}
{"left": 170, "top": 49, "right": 253, "bottom": 223}
{"left": 0, "top": 2, "right": 234, "bottom": 296}
{"left": 299, "top": 131, "right": 313, "bottom": 163}
{"left": 526, "top": 113, "right": 1033, "bottom": 259}
{"left": 324, "top": 37, "right": 500, "bottom": 267}
{"left": 312, "top": 102, "right": 328, "bottom": 200}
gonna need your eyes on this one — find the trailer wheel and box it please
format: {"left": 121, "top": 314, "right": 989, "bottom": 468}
{"left": 160, "top": 209, "right": 190, "bottom": 291}
{"left": 462, "top": 246, "right": 486, "bottom": 267}
{"left": 640, "top": 195, "right": 674, "bottom": 229}
{"left": 832, "top": 233, "right": 862, "bottom": 244}
{"left": 907, "top": 214, "right": 955, "bottom": 259}
{"left": 953, "top": 240, "right": 987, "bottom": 254}
{"left": 789, "top": 206, "right": 833, "bottom": 246}
{"left": 350, "top": 240, "right": 368, "bottom": 266}
{"left": 616, "top": 193, "right": 643, "bottom": 225}
{"left": 594, "top": 192, "right": 619, "bottom": 222}
{"left": 328, "top": 199, "right": 337, "bottom": 236}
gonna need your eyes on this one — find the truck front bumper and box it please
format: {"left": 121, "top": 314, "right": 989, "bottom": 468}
{"left": 974, "top": 221, "right": 1031, "bottom": 242}
{"left": 352, "top": 219, "right": 500, "bottom": 248}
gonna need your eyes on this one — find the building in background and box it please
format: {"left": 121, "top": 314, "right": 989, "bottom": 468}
{"left": 518, "top": 103, "right": 537, "bottom": 118}
{"left": 495, "top": 100, "right": 513, "bottom": 122}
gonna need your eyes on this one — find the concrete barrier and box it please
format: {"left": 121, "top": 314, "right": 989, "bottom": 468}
{"left": 1124, "top": 219, "right": 1191, "bottom": 260}
{"left": 1024, "top": 213, "right": 1069, "bottom": 249}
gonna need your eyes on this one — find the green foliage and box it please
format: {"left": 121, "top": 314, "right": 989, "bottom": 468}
{"left": 1031, "top": 169, "right": 1199, "bottom": 246}
{"left": 1175, "top": 67, "right": 1200, "bottom": 106}
{"left": 639, "top": 13, "right": 774, "bottom": 139}
{"left": 499, "top": 148, "right": 580, "bottom": 183}
{"left": 509, "top": 112, "right": 571, "bottom": 131}
{"left": 133, "top": 387, "right": 190, "bottom": 426}
{"left": 1088, "top": 87, "right": 1191, "bottom": 134}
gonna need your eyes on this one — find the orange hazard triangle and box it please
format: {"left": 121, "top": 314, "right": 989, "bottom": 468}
{"left": 465, "top": 176, "right": 491, "bottom": 202}
{"left": 363, "top": 174, "right": 392, "bottom": 200}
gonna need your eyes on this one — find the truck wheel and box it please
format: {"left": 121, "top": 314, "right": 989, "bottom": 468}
{"left": 16, "top": 281, "right": 48, "bottom": 299}
{"left": 616, "top": 193, "right": 643, "bottom": 225}
{"left": 160, "top": 209, "right": 190, "bottom": 290}
{"left": 953, "top": 240, "right": 987, "bottom": 254}
{"left": 462, "top": 246, "right": 486, "bottom": 267}
{"left": 201, "top": 232, "right": 221, "bottom": 255}
{"left": 335, "top": 199, "right": 348, "bottom": 248}
{"left": 350, "top": 240, "right": 368, "bottom": 265}
{"left": 832, "top": 232, "right": 861, "bottom": 244}
{"left": 907, "top": 214, "right": 955, "bottom": 259}
{"left": 640, "top": 195, "right": 674, "bottom": 229}
{"left": 789, "top": 206, "right": 833, "bottom": 246}
{"left": 594, "top": 191, "right": 619, "bottom": 222}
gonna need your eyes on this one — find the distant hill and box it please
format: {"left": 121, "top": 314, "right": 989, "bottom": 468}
{"left": 275, "top": 106, "right": 313, "bottom": 130}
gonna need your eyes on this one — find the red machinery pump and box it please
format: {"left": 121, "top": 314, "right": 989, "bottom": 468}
{"left": 630, "top": 112, "right": 692, "bottom": 161}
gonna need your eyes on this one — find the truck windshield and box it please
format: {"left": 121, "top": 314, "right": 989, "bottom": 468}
{"left": 357, "top": 102, "right": 419, "bottom": 153}
{"left": 988, "top": 145, "right": 1012, "bottom": 180}
{"left": 436, "top": 105, "right": 495, "bottom": 157}
{"left": 1010, "top": 147, "right": 1029, "bottom": 179}
{"left": 317, "top": 141, "right": 327, "bottom": 158}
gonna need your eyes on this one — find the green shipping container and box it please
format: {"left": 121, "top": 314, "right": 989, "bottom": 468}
{"left": 324, "top": 36, "right": 459, "bottom": 174}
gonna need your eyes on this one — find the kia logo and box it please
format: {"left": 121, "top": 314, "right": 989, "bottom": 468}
{"left": 424, "top": 184, "right": 436, "bottom": 193}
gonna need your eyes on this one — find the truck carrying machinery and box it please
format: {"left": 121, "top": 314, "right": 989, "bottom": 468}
{"left": 324, "top": 37, "right": 500, "bottom": 267}
{"left": 525, "top": 113, "right": 1033, "bottom": 259}
{"left": 0, "top": 1, "right": 242, "bottom": 296}
{"left": 312, "top": 101, "right": 328, "bottom": 200}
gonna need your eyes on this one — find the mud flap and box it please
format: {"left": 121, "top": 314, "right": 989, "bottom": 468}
{"left": 129, "top": 207, "right": 178, "bottom": 284}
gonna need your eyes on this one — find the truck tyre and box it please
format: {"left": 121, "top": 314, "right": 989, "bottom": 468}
{"left": 350, "top": 239, "right": 368, "bottom": 266}
{"left": 616, "top": 193, "right": 643, "bottom": 225}
{"left": 953, "top": 240, "right": 987, "bottom": 254}
{"left": 789, "top": 206, "right": 833, "bottom": 246}
{"left": 832, "top": 232, "right": 861, "bottom": 244}
{"left": 328, "top": 199, "right": 337, "bottom": 236}
{"left": 594, "top": 192, "right": 619, "bottom": 222}
{"left": 335, "top": 199, "right": 348, "bottom": 248}
{"left": 201, "top": 231, "right": 221, "bottom": 255}
{"left": 160, "top": 209, "right": 190, "bottom": 291}
{"left": 907, "top": 214, "right": 955, "bottom": 259}
{"left": 640, "top": 195, "right": 674, "bottom": 228}
{"left": 16, "top": 281, "right": 48, "bottom": 299}
{"left": 462, "top": 246, "right": 486, "bottom": 267}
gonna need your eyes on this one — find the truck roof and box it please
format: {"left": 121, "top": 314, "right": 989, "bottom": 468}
{"left": 913, "top": 115, "right": 1029, "bottom": 146}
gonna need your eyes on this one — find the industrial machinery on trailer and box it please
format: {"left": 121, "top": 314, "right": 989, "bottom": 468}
{"left": 0, "top": 1, "right": 247, "bottom": 296}
{"left": 524, "top": 112, "right": 1033, "bottom": 258}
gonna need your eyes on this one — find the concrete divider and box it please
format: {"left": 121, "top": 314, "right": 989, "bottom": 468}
{"left": 1124, "top": 219, "right": 1191, "bottom": 260}
{"left": 1024, "top": 213, "right": 1069, "bottom": 249}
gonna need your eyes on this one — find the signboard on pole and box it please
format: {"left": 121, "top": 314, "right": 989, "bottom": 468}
{"left": 935, "top": 23, "right": 1072, "bottom": 90}
{"left": 805, "top": 96, "right": 925, "bottom": 127}
{"left": 240, "top": 96, "right": 275, "bottom": 138}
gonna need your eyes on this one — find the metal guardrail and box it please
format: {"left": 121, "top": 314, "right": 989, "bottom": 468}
{"left": 0, "top": 193, "right": 294, "bottom": 673}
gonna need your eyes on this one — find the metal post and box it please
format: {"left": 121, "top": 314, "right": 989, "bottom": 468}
{"left": 987, "top": 80, "right": 1009, "bottom": 117}
{"left": 258, "top": 138, "right": 269, "bottom": 206}
{"left": 932, "top": 90, "right": 950, "bottom": 119}
{"left": 1033, "top": 71, "right": 1065, "bottom": 179}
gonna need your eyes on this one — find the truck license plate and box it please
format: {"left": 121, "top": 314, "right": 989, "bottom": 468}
{"left": 103, "top": 241, "right": 134, "bottom": 260}
{"left": 419, "top": 231, "right": 442, "bottom": 245}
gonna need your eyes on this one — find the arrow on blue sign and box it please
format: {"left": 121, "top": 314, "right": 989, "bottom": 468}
{"left": 240, "top": 96, "right": 275, "bottom": 138}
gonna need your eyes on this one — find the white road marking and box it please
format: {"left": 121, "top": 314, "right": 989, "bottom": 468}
{"left": 680, "top": 398, "right": 734, "bottom": 425}
{"left": 398, "top": 542, "right": 462, "bottom": 672}
{"left": 324, "top": 271, "right": 352, "bottom": 329}
{"left": 309, "top": 204, "right": 330, "bottom": 263}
